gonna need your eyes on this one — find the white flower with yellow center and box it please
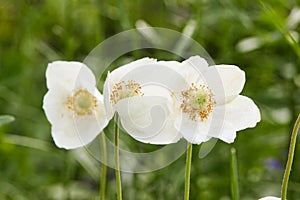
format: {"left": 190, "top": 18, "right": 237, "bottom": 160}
{"left": 43, "top": 61, "right": 108, "bottom": 149}
{"left": 103, "top": 58, "right": 182, "bottom": 144}
{"left": 168, "top": 56, "right": 261, "bottom": 144}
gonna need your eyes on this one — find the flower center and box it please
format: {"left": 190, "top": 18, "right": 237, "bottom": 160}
{"left": 110, "top": 80, "right": 143, "bottom": 105}
{"left": 180, "top": 83, "right": 215, "bottom": 121}
{"left": 67, "top": 89, "right": 97, "bottom": 115}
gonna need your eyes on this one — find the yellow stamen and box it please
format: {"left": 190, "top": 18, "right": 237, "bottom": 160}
{"left": 110, "top": 80, "right": 143, "bottom": 105}
{"left": 180, "top": 83, "right": 215, "bottom": 121}
{"left": 67, "top": 89, "right": 97, "bottom": 115}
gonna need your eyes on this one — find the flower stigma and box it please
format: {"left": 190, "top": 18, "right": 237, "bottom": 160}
{"left": 68, "top": 89, "right": 97, "bottom": 115}
{"left": 110, "top": 80, "right": 144, "bottom": 105}
{"left": 180, "top": 83, "right": 215, "bottom": 121}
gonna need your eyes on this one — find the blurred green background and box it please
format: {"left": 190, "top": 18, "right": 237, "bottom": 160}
{"left": 0, "top": 0, "right": 300, "bottom": 199}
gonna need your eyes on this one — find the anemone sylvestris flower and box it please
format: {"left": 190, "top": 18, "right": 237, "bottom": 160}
{"left": 103, "top": 58, "right": 182, "bottom": 144}
{"left": 258, "top": 197, "right": 281, "bottom": 200}
{"left": 43, "top": 61, "right": 108, "bottom": 149}
{"left": 167, "top": 56, "right": 261, "bottom": 144}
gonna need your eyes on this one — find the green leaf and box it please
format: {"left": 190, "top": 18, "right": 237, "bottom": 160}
{"left": 0, "top": 115, "right": 15, "bottom": 127}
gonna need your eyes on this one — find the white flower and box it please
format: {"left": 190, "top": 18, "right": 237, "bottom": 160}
{"left": 165, "top": 56, "right": 261, "bottom": 144}
{"left": 43, "top": 61, "right": 108, "bottom": 149}
{"left": 103, "top": 58, "right": 183, "bottom": 144}
{"left": 258, "top": 196, "right": 281, "bottom": 200}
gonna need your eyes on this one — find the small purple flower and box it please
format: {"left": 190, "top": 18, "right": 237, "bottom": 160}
{"left": 264, "top": 157, "right": 283, "bottom": 170}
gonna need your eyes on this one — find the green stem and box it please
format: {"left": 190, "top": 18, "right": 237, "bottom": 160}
{"left": 100, "top": 132, "right": 107, "bottom": 200}
{"left": 281, "top": 114, "right": 300, "bottom": 200}
{"left": 115, "top": 114, "right": 122, "bottom": 200}
{"left": 184, "top": 143, "right": 193, "bottom": 200}
{"left": 230, "top": 147, "right": 240, "bottom": 200}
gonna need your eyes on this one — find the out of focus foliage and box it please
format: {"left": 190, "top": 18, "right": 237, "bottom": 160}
{"left": 0, "top": 0, "right": 299, "bottom": 199}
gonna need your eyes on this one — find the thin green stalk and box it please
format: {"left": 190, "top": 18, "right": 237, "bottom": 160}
{"left": 281, "top": 114, "right": 300, "bottom": 200}
{"left": 184, "top": 143, "right": 193, "bottom": 200}
{"left": 100, "top": 132, "right": 107, "bottom": 200}
{"left": 230, "top": 147, "right": 240, "bottom": 200}
{"left": 63, "top": 152, "right": 75, "bottom": 200}
{"left": 114, "top": 114, "right": 122, "bottom": 200}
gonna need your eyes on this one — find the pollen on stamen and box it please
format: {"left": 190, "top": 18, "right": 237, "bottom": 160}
{"left": 110, "top": 80, "right": 144, "bottom": 105}
{"left": 67, "top": 89, "right": 98, "bottom": 116}
{"left": 180, "top": 83, "right": 215, "bottom": 121}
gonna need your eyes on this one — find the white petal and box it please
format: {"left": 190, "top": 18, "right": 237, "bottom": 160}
{"left": 117, "top": 62, "right": 189, "bottom": 94}
{"left": 158, "top": 56, "right": 209, "bottom": 86}
{"left": 93, "top": 90, "right": 109, "bottom": 132}
{"left": 115, "top": 96, "right": 181, "bottom": 144}
{"left": 222, "top": 95, "right": 261, "bottom": 131}
{"left": 202, "top": 95, "right": 260, "bottom": 143}
{"left": 202, "top": 65, "right": 245, "bottom": 104}
{"left": 51, "top": 112, "right": 103, "bottom": 149}
{"left": 103, "top": 58, "right": 157, "bottom": 120}
{"left": 205, "top": 110, "right": 237, "bottom": 143}
{"left": 73, "top": 100, "right": 108, "bottom": 148}
{"left": 258, "top": 197, "right": 281, "bottom": 200}
{"left": 180, "top": 56, "right": 209, "bottom": 82}
{"left": 43, "top": 88, "right": 69, "bottom": 126}
{"left": 173, "top": 104, "right": 236, "bottom": 144}
{"left": 46, "top": 61, "right": 96, "bottom": 91}
{"left": 171, "top": 95, "right": 211, "bottom": 144}
{"left": 103, "top": 72, "right": 115, "bottom": 120}
{"left": 142, "top": 84, "right": 173, "bottom": 100}
{"left": 182, "top": 56, "right": 209, "bottom": 70}
{"left": 106, "top": 58, "right": 157, "bottom": 85}
{"left": 51, "top": 102, "right": 108, "bottom": 149}
{"left": 175, "top": 114, "right": 212, "bottom": 144}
